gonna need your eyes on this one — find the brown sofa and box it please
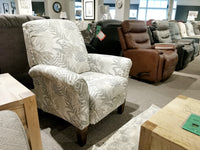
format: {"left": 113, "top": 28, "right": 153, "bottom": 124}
{"left": 118, "top": 20, "right": 178, "bottom": 82}
{"left": 0, "top": 15, "right": 42, "bottom": 88}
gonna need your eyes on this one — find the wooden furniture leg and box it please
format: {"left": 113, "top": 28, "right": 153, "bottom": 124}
{"left": 76, "top": 126, "right": 88, "bottom": 146}
{"left": 117, "top": 102, "right": 125, "bottom": 114}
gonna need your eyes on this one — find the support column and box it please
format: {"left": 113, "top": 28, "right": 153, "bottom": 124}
{"left": 167, "top": 0, "right": 174, "bottom": 21}
{"left": 115, "top": 0, "right": 130, "bottom": 21}
{"left": 15, "top": 0, "right": 32, "bottom": 15}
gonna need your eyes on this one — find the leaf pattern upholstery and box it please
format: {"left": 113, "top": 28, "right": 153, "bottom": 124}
{"left": 23, "top": 19, "right": 132, "bottom": 130}
{"left": 23, "top": 19, "right": 90, "bottom": 74}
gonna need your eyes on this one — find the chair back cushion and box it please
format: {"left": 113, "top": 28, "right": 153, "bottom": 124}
{"left": 121, "top": 20, "right": 151, "bottom": 49}
{"left": 169, "top": 22, "right": 181, "bottom": 41}
{"left": 178, "top": 22, "right": 188, "bottom": 37}
{"left": 185, "top": 22, "right": 195, "bottom": 36}
{"left": 191, "top": 21, "right": 200, "bottom": 35}
{"left": 89, "top": 19, "right": 122, "bottom": 56}
{"left": 151, "top": 20, "right": 172, "bottom": 43}
{"left": 23, "top": 19, "right": 90, "bottom": 74}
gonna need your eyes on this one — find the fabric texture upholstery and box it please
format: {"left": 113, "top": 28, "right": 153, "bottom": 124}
{"left": 23, "top": 19, "right": 132, "bottom": 130}
{"left": 23, "top": 19, "right": 90, "bottom": 74}
{"left": 178, "top": 22, "right": 188, "bottom": 37}
{"left": 0, "top": 110, "right": 30, "bottom": 150}
{"left": 118, "top": 20, "right": 178, "bottom": 82}
{"left": 185, "top": 22, "right": 195, "bottom": 36}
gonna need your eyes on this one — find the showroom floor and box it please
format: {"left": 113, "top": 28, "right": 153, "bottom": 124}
{"left": 39, "top": 55, "right": 200, "bottom": 150}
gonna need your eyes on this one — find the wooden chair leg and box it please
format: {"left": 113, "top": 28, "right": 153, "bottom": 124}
{"left": 76, "top": 126, "right": 88, "bottom": 146}
{"left": 117, "top": 102, "right": 125, "bottom": 114}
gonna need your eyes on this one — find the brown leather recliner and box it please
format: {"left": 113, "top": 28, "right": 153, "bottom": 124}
{"left": 118, "top": 20, "right": 178, "bottom": 82}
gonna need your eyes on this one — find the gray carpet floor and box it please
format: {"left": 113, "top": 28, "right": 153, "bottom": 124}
{"left": 39, "top": 55, "right": 200, "bottom": 150}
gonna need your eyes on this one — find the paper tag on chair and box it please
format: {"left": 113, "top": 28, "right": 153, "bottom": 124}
{"left": 97, "top": 31, "right": 106, "bottom": 41}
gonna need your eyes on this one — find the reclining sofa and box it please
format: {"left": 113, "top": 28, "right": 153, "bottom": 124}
{"left": 0, "top": 15, "right": 42, "bottom": 88}
{"left": 150, "top": 20, "right": 194, "bottom": 70}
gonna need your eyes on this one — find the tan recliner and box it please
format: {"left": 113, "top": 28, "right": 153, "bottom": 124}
{"left": 118, "top": 20, "right": 178, "bottom": 82}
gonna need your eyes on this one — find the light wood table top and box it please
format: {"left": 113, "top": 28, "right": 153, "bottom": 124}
{"left": 139, "top": 95, "right": 200, "bottom": 150}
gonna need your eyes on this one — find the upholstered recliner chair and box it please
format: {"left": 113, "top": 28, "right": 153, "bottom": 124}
{"left": 86, "top": 19, "right": 122, "bottom": 56}
{"left": 22, "top": 19, "right": 132, "bottom": 146}
{"left": 191, "top": 21, "right": 200, "bottom": 35}
{"left": 168, "top": 21, "right": 199, "bottom": 68}
{"left": 118, "top": 20, "right": 178, "bottom": 82}
{"left": 185, "top": 22, "right": 196, "bottom": 36}
{"left": 177, "top": 22, "right": 200, "bottom": 58}
{"left": 151, "top": 20, "right": 195, "bottom": 70}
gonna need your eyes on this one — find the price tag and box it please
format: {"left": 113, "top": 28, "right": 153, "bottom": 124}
{"left": 97, "top": 31, "right": 106, "bottom": 41}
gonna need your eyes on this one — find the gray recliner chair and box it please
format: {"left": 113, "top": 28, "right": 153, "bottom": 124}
{"left": 169, "top": 21, "right": 199, "bottom": 60}
{"left": 151, "top": 20, "right": 194, "bottom": 70}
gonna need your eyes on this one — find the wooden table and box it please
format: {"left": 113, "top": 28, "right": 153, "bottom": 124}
{"left": 0, "top": 73, "right": 43, "bottom": 150}
{"left": 139, "top": 95, "right": 200, "bottom": 150}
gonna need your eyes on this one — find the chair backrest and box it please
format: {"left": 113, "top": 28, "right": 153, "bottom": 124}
{"left": 0, "top": 15, "right": 42, "bottom": 88}
{"left": 191, "top": 21, "right": 200, "bottom": 35}
{"left": 23, "top": 19, "right": 90, "bottom": 74}
{"left": 178, "top": 22, "right": 188, "bottom": 37}
{"left": 151, "top": 20, "right": 172, "bottom": 43}
{"left": 185, "top": 22, "right": 195, "bottom": 36}
{"left": 119, "top": 20, "right": 152, "bottom": 49}
{"left": 169, "top": 22, "right": 182, "bottom": 41}
{"left": 89, "top": 19, "right": 122, "bottom": 56}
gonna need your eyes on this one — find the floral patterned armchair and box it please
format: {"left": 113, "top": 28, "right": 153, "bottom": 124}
{"left": 22, "top": 20, "right": 132, "bottom": 146}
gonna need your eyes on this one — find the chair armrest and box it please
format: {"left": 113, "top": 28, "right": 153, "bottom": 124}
{"left": 29, "top": 64, "right": 89, "bottom": 130}
{"left": 88, "top": 54, "right": 132, "bottom": 79}
{"left": 177, "top": 39, "right": 194, "bottom": 45}
{"left": 124, "top": 49, "right": 162, "bottom": 80}
{"left": 154, "top": 43, "right": 176, "bottom": 50}
{"left": 182, "top": 37, "right": 200, "bottom": 44}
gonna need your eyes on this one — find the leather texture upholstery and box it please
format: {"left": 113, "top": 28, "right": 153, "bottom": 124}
{"left": 0, "top": 15, "right": 42, "bottom": 89}
{"left": 86, "top": 20, "right": 122, "bottom": 56}
{"left": 152, "top": 20, "right": 195, "bottom": 70}
{"left": 118, "top": 20, "right": 178, "bottom": 82}
{"left": 151, "top": 20, "right": 172, "bottom": 43}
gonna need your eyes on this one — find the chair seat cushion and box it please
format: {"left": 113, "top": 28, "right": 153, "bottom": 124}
{"left": 80, "top": 72, "right": 128, "bottom": 124}
{"left": 0, "top": 110, "right": 30, "bottom": 150}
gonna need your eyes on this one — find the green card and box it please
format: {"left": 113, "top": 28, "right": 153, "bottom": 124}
{"left": 96, "top": 25, "right": 101, "bottom": 37}
{"left": 87, "top": 24, "right": 91, "bottom": 31}
{"left": 182, "top": 113, "right": 200, "bottom": 136}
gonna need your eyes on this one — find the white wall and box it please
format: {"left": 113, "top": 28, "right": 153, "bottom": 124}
{"left": 0, "top": 0, "right": 16, "bottom": 14}
{"left": 115, "top": 0, "right": 130, "bottom": 21}
{"left": 177, "top": 0, "right": 200, "bottom": 6}
{"left": 44, "top": 0, "right": 75, "bottom": 19}
{"left": 104, "top": 0, "right": 139, "bottom": 4}
{"left": 16, "top": 0, "right": 32, "bottom": 15}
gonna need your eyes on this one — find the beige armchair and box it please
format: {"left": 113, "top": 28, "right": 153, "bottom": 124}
{"left": 22, "top": 19, "right": 132, "bottom": 146}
